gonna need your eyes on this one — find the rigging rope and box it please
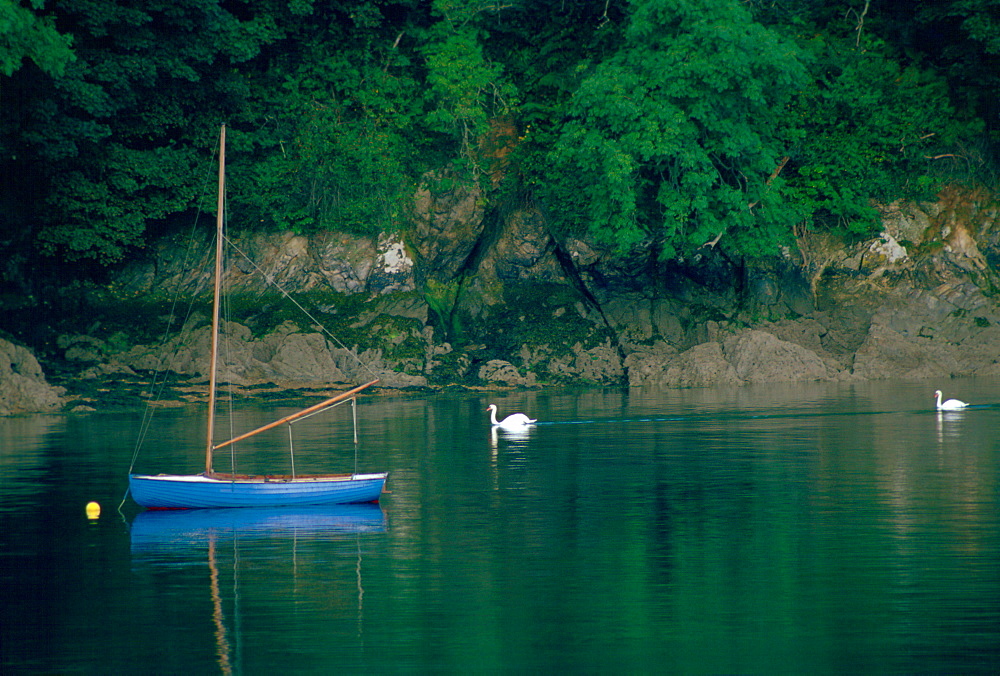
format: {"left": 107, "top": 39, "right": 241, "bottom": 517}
{"left": 126, "top": 147, "right": 220, "bottom": 477}
{"left": 222, "top": 234, "right": 380, "bottom": 381}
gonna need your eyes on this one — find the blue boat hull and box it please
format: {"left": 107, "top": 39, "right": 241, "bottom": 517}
{"left": 129, "top": 472, "right": 387, "bottom": 509}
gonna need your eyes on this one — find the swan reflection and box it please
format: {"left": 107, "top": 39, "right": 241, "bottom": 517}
{"left": 490, "top": 424, "right": 534, "bottom": 453}
{"left": 935, "top": 409, "right": 966, "bottom": 443}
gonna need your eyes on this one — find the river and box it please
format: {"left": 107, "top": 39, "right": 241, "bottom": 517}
{"left": 2, "top": 378, "right": 999, "bottom": 673}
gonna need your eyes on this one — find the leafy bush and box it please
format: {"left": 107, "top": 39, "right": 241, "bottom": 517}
{"left": 533, "top": 0, "right": 809, "bottom": 260}
{"left": 785, "top": 33, "right": 982, "bottom": 241}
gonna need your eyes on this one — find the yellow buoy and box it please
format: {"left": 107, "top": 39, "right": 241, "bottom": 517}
{"left": 86, "top": 501, "right": 101, "bottom": 520}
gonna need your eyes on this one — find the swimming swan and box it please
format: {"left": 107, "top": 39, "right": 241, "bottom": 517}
{"left": 934, "top": 390, "right": 969, "bottom": 411}
{"left": 487, "top": 404, "right": 537, "bottom": 429}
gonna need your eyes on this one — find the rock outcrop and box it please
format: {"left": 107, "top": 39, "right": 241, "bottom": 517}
{"left": 0, "top": 337, "right": 66, "bottom": 414}
{"left": 64, "top": 318, "right": 428, "bottom": 390}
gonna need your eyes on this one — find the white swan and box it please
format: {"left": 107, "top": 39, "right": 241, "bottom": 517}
{"left": 934, "top": 390, "right": 969, "bottom": 411}
{"left": 487, "top": 404, "right": 537, "bottom": 429}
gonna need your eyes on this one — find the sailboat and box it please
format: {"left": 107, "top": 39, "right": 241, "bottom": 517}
{"left": 128, "top": 125, "right": 388, "bottom": 509}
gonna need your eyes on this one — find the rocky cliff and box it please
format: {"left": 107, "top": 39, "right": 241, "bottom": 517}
{"left": 10, "top": 182, "right": 1000, "bottom": 413}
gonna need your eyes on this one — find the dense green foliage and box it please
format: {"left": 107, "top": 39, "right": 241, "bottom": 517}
{"left": 534, "top": 0, "right": 809, "bottom": 258}
{"left": 1, "top": 0, "right": 996, "bottom": 270}
{"left": 0, "top": 0, "right": 74, "bottom": 76}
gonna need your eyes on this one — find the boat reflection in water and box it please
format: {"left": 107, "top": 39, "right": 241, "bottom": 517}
{"left": 130, "top": 504, "right": 387, "bottom": 674}
{"left": 130, "top": 503, "right": 387, "bottom": 555}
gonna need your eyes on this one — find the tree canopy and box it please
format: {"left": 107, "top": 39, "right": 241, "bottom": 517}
{"left": 1, "top": 0, "right": 995, "bottom": 269}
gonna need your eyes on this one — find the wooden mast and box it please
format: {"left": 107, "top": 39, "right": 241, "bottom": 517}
{"left": 205, "top": 124, "right": 226, "bottom": 474}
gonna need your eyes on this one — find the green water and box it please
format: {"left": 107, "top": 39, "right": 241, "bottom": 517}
{"left": 3, "top": 379, "right": 999, "bottom": 673}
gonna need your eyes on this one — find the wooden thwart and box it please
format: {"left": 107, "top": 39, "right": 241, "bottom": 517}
{"left": 206, "top": 472, "right": 354, "bottom": 481}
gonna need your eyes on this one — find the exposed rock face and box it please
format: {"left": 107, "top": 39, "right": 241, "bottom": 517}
{"left": 622, "top": 330, "right": 829, "bottom": 388}
{"left": 412, "top": 168, "right": 485, "bottom": 283}
{"left": 0, "top": 337, "right": 65, "bottom": 414}
{"left": 849, "top": 283, "right": 1000, "bottom": 380}
{"left": 370, "top": 234, "right": 416, "bottom": 294}
{"left": 625, "top": 342, "right": 739, "bottom": 388}
{"left": 117, "top": 229, "right": 414, "bottom": 298}
{"left": 478, "top": 359, "right": 536, "bottom": 387}
{"left": 30, "top": 183, "right": 1000, "bottom": 409}
{"left": 100, "top": 318, "right": 428, "bottom": 389}
{"left": 723, "top": 330, "right": 829, "bottom": 383}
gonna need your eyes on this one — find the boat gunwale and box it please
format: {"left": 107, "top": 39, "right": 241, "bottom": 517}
{"left": 130, "top": 472, "right": 388, "bottom": 484}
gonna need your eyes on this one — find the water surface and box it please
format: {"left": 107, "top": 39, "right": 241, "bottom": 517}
{"left": 2, "top": 379, "right": 999, "bottom": 673}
